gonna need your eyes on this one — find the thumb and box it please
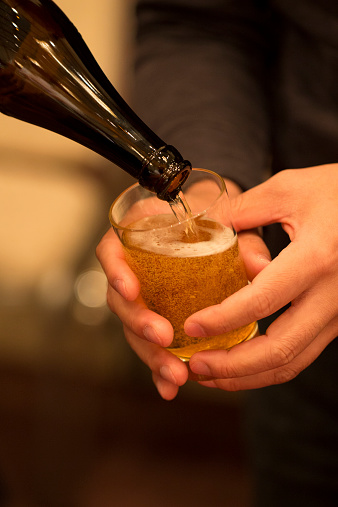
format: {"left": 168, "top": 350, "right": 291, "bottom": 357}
{"left": 230, "top": 175, "right": 289, "bottom": 233}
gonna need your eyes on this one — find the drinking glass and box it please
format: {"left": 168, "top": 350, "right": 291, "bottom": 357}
{"left": 109, "top": 169, "right": 258, "bottom": 361}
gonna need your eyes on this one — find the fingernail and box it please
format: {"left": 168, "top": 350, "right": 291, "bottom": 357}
{"left": 113, "top": 279, "right": 128, "bottom": 299}
{"left": 185, "top": 322, "right": 206, "bottom": 337}
{"left": 190, "top": 361, "right": 211, "bottom": 377}
{"left": 258, "top": 254, "right": 271, "bottom": 265}
{"left": 143, "top": 325, "right": 161, "bottom": 344}
{"left": 160, "top": 365, "right": 177, "bottom": 384}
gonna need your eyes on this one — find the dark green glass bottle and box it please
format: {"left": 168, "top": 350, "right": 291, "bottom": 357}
{"left": 0, "top": 0, "right": 191, "bottom": 199}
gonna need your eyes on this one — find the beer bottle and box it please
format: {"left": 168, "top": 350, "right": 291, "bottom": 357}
{"left": 0, "top": 0, "right": 191, "bottom": 200}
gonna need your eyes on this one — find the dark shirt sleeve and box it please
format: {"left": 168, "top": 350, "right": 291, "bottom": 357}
{"left": 132, "top": 0, "right": 272, "bottom": 190}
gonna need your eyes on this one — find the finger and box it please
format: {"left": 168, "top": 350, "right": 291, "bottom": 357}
{"left": 196, "top": 316, "right": 337, "bottom": 391}
{"left": 237, "top": 230, "right": 271, "bottom": 281}
{"left": 107, "top": 289, "right": 174, "bottom": 347}
{"left": 124, "top": 326, "right": 189, "bottom": 389}
{"left": 152, "top": 373, "right": 180, "bottom": 400}
{"left": 185, "top": 241, "right": 318, "bottom": 337}
{"left": 231, "top": 166, "right": 337, "bottom": 234}
{"left": 96, "top": 228, "right": 140, "bottom": 301}
{"left": 189, "top": 283, "right": 337, "bottom": 381}
{"left": 230, "top": 171, "right": 295, "bottom": 233}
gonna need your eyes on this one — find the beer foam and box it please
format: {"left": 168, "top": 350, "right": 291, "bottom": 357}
{"left": 124, "top": 215, "right": 236, "bottom": 257}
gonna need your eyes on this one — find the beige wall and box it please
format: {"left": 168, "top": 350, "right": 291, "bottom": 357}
{"left": 0, "top": 0, "right": 136, "bottom": 292}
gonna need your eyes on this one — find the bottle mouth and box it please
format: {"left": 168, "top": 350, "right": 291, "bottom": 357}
{"left": 139, "top": 145, "right": 192, "bottom": 201}
{"left": 157, "top": 162, "right": 191, "bottom": 200}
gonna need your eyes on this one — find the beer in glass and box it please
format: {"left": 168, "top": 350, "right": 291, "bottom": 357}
{"left": 110, "top": 169, "right": 257, "bottom": 361}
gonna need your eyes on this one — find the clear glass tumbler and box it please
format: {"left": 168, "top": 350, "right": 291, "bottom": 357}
{"left": 110, "top": 169, "right": 258, "bottom": 361}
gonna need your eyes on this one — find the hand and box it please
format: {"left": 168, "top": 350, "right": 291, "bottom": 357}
{"left": 187, "top": 164, "right": 338, "bottom": 391}
{"left": 96, "top": 226, "right": 189, "bottom": 400}
{"left": 96, "top": 176, "right": 269, "bottom": 399}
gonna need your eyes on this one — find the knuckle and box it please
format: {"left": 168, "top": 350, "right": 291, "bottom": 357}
{"left": 251, "top": 288, "right": 277, "bottom": 319}
{"left": 296, "top": 319, "right": 319, "bottom": 344}
{"left": 217, "top": 358, "right": 241, "bottom": 380}
{"left": 268, "top": 340, "right": 296, "bottom": 368}
{"left": 272, "top": 365, "right": 299, "bottom": 385}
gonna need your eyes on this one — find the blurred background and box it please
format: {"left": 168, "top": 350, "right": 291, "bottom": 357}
{"left": 0, "top": 1, "right": 253, "bottom": 505}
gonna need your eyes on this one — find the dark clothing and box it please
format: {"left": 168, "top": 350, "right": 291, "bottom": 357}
{"left": 246, "top": 340, "right": 338, "bottom": 506}
{"left": 133, "top": 1, "right": 338, "bottom": 505}
{"left": 134, "top": 0, "right": 338, "bottom": 183}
